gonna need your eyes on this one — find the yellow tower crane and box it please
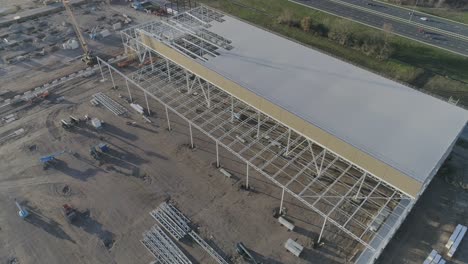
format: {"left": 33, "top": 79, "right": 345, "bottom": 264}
{"left": 62, "top": 0, "right": 96, "bottom": 65}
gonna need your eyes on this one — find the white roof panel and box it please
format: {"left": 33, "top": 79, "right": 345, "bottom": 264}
{"left": 191, "top": 15, "right": 467, "bottom": 183}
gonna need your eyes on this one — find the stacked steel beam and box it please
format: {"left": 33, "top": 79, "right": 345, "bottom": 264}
{"left": 142, "top": 225, "right": 192, "bottom": 264}
{"left": 92, "top": 92, "right": 127, "bottom": 116}
{"left": 147, "top": 202, "right": 230, "bottom": 264}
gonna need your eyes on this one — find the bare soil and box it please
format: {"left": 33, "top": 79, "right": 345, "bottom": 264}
{"left": 0, "top": 2, "right": 467, "bottom": 264}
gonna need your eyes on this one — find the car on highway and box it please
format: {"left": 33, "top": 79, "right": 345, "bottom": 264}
{"left": 420, "top": 17, "right": 428, "bottom": 21}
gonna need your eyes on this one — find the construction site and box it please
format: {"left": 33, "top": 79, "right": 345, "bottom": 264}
{"left": 1, "top": 1, "right": 468, "bottom": 264}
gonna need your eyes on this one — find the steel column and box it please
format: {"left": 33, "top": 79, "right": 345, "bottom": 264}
{"left": 167, "top": 59, "right": 171, "bottom": 81}
{"left": 256, "top": 111, "right": 261, "bottom": 138}
{"left": 165, "top": 105, "right": 171, "bottom": 131}
{"left": 125, "top": 79, "right": 133, "bottom": 102}
{"left": 189, "top": 123, "right": 194, "bottom": 148}
{"left": 318, "top": 217, "right": 327, "bottom": 243}
{"left": 279, "top": 187, "right": 285, "bottom": 214}
{"left": 215, "top": 140, "right": 220, "bottom": 167}
{"left": 185, "top": 70, "right": 190, "bottom": 92}
{"left": 355, "top": 173, "right": 366, "bottom": 200}
{"left": 246, "top": 163, "right": 249, "bottom": 189}
{"left": 108, "top": 65, "right": 116, "bottom": 89}
{"left": 145, "top": 92, "right": 151, "bottom": 116}
{"left": 98, "top": 58, "right": 105, "bottom": 81}
{"left": 149, "top": 51, "right": 154, "bottom": 72}
{"left": 230, "top": 95, "right": 234, "bottom": 122}
{"left": 285, "top": 128, "right": 292, "bottom": 156}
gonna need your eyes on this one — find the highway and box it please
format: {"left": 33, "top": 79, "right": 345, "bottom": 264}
{"left": 291, "top": 0, "right": 468, "bottom": 56}
{"left": 335, "top": 0, "right": 468, "bottom": 37}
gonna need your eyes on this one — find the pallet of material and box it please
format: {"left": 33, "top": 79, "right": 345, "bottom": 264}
{"left": 446, "top": 224, "right": 467, "bottom": 258}
{"left": 446, "top": 224, "right": 463, "bottom": 249}
{"left": 278, "top": 216, "right": 295, "bottom": 231}
{"left": 284, "top": 238, "right": 303, "bottom": 257}
{"left": 423, "top": 249, "right": 446, "bottom": 264}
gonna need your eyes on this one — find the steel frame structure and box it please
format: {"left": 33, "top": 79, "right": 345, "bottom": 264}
{"left": 102, "top": 6, "right": 420, "bottom": 263}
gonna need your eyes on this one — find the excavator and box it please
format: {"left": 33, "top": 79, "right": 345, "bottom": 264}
{"left": 63, "top": 0, "right": 96, "bottom": 65}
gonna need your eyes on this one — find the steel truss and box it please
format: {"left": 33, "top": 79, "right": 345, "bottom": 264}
{"left": 103, "top": 8, "right": 418, "bottom": 262}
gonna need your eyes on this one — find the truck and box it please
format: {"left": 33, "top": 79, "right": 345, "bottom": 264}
{"left": 62, "top": 204, "right": 77, "bottom": 223}
{"left": 131, "top": 1, "right": 143, "bottom": 10}
{"left": 90, "top": 143, "right": 110, "bottom": 160}
{"left": 91, "top": 118, "right": 102, "bottom": 129}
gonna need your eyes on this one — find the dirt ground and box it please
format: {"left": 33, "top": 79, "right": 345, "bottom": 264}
{"left": 0, "top": 1, "right": 468, "bottom": 264}
{"left": 0, "top": 64, "right": 467, "bottom": 264}
{"left": 378, "top": 144, "right": 468, "bottom": 264}
{"left": 0, "top": 71, "right": 354, "bottom": 264}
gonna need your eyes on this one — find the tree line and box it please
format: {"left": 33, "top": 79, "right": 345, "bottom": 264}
{"left": 277, "top": 11, "right": 395, "bottom": 60}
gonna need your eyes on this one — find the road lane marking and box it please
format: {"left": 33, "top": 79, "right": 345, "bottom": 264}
{"left": 289, "top": 0, "right": 468, "bottom": 57}
{"left": 292, "top": 0, "right": 468, "bottom": 42}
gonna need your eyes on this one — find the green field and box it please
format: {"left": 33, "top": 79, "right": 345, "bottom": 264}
{"left": 198, "top": 0, "right": 468, "bottom": 107}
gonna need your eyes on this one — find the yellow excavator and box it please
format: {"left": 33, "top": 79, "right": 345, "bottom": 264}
{"left": 63, "top": 0, "right": 96, "bottom": 65}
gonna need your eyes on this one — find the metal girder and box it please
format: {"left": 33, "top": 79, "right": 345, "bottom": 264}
{"left": 260, "top": 134, "right": 304, "bottom": 172}
{"left": 359, "top": 192, "right": 396, "bottom": 239}
{"left": 325, "top": 172, "right": 368, "bottom": 218}
{"left": 299, "top": 163, "right": 349, "bottom": 197}
{"left": 183, "top": 12, "right": 209, "bottom": 26}
{"left": 286, "top": 155, "right": 339, "bottom": 189}
{"left": 272, "top": 142, "right": 311, "bottom": 179}
{"left": 344, "top": 182, "right": 381, "bottom": 228}
{"left": 293, "top": 149, "right": 326, "bottom": 194}
{"left": 248, "top": 129, "right": 290, "bottom": 164}
{"left": 192, "top": 97, "right": 233, "bottom": 126}
{"left": 238, "top": 122, "right": 279, "bottom": 155}
{"left": 216, "top": 109, "right": 258, "bottom": 142}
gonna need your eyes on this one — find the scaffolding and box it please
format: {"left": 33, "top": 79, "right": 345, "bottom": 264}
{"left": 100, "top": 6, "right": 420, "bottom": 263}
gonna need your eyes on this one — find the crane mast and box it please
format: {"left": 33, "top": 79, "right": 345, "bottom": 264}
{"left": 62, "top": 0, "right": 95, "bottom": 65}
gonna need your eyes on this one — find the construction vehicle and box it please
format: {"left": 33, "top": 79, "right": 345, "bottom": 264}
{"left": 131, "top": 1, "right": 143, "bottom": 10}
{"left": 90, "top": 143, "right": 109, "bottom": 160}
{"left": 69, "top": 115, "right": 81, "bottom": 125}
{"left": 61, "top": 115, "right": 81, "bottom": 129}
{"left": 90, "top": 146, "right": 101, "bottom": 160}
{"left": 28, "top": 90, "right": 49, "bottom": 104}
{"left": 62, "top": 204, "right": 77, "bottom": 223}
{"left": 63, "top": 0, "right": 96, "bottom": 65}
{"left": 91, "top": 117, "right": 103, "bottom": 129}
{"left": 61, "top": 119, "right": 73, "bottom": 129}
{"left": 126, "top": 121, "right": 137, "bottom": 126}
{"left": 40, "top": 150, "right": 65, "bottom": 169}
